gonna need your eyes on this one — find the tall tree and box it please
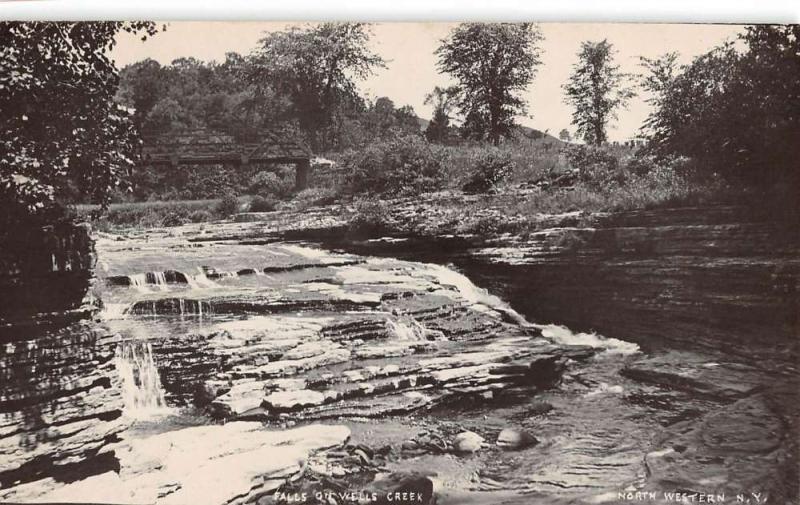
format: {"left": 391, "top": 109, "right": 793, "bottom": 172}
{"left": 436, "top": 23, "right": 543, "bottom": 145}
{"left": 637, "top": 52, "right": 679, "bottom": 138}
{"left": 245, "top": 23, "right": 385, "bottom": 151}
{"left": 563, "top": 39, "right": 635, "bottom": 146}
{"left": 0, "top": 21, "right": 158, "bottom": 218}
{"left": 424, "top": 85, "right": 459, "bottom": 143}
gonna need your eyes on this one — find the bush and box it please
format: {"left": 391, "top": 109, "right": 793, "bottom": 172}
{"left": 161, "top": 211, "right": 188, "bottom": 227}
{"left": 249, "top": 171, "right": 293, "bottom": 199}
{"left": 564, "top": 145, "right": 625, "bottom": 189}
{"left": 462, "top": 147, "right": 516, "bottom": 193}
{"left": 291, "top": 187, "right": 339, "bottom": 210}
{"left": 348, "top": 199, "right": 393, "bottom": 236}
{"left": 188, "top": 209, "right": 214, "bottom": 223}
{"left": 249, "top": 195, "right": 278, "bottom": 212}
{"left": 343, "top": 135, "right": 450, "bottom": 196}
{"left": 215, "top": 191, "right": 240, "bottom": 217}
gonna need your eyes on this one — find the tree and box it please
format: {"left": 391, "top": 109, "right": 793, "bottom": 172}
{"left": 245, "top": 23, "right": 385, "bottom": 151}
{"left": 640, "top": 25, "right": 800, "bottom": 187}
{"left": 424, "top": 85, "right": 459, "bottom": 143}
{"left": 356, "top": 97, "right": 421, "bottom": 142}
{"left": 436, "top": 23, "right": 544, "bottom": 145}
{"left": 563, "top": 39, "right": 636, "bottom": 145}
{"left": 116, "top": 58, "right": 167, "bottom": 130}
{"left": 0, "top": 21, "right": 158, "bottom": 220}
{"left": 558, "top": 129, "right": 572, "bottom": 142}
{"left": 638, "top": 52, "right": 679, "bottom": 138}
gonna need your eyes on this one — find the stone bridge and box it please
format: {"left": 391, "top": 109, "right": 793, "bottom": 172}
{"left": 141, "top": 129, "right": 313, "bottom": 190}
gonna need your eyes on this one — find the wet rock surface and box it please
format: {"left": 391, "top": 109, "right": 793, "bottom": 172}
{"left": 2, "top": 208, "right": 798, "bottom": 504}
{"left": 643, "top": 394, "right": 795, "bottom": 504}
{"left": 0, "top": 321, "right": 127, "bottom": 497}
{"left": 9, "top": 423, "right": 351, "bottom": 505}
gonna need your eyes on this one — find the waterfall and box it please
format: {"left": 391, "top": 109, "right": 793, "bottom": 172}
{"left": 421, "top": 262, "right": 530, "bottom": 325}
{"left": 115, "top": 340, "right": 169, "bottom": 419}
{"left": 151, "top": 271, "right": 168, "bottom": 290}
{"left": 129, "top": 273, "right": 150, "bottom": 293}
{"left": 102, "top": 303, "right": 129, "bottom": 320}
{"left": 186, "top": 267, "right": 217, "bottom": 289}
{"left": 386, "top": 318, "right": 427, "bottom": 341}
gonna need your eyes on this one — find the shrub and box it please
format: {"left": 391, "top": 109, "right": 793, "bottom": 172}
{"left": 348, "top": 199, "right": 393, "bottom": 236}
{"left": 564, "top": 145, "right": 625, "bottom": 189}
{"left": 215, "top": 191, "right": 240, "bottom": 217}
{"left": 249, "top": 171, "right": 293, "bottom": 199}
{"left": 188, "top": 209, "right": 214, "bottom": 223}
{"left": 624, "top": 153, "right": 659, "bottom": 177}
{"left": 291, "top": 187, "right": 339, "bottom": 210}
{"left": 343, "top": 135, "right": 450, "bottom": 196}
{"left": 161, "top": 211, "right": 188, "bottom": 227}
{"left": 462, "top": 147, "right": 516, "bottom": 193}
{"left": 249, "top": 195, "right": 278, "bottom": 212}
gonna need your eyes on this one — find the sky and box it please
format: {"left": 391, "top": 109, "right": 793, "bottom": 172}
{"left": 111, "top": 22, "right": 744, "bottom": 142}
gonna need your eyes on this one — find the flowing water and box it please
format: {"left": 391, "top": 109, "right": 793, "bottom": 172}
{"left": 114, "top": 340, "right": 169, "bottom": 418}
{"left": 92, "top": 223, "right": 720, "bottom": 503}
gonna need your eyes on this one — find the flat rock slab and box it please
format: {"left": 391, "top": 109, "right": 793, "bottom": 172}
{"left": 34, "top": 422, "right": 351, "bottom": 505}
{"left": 643, "top": 394, "right": 793, "bottom": 502}
{"left": 621, "top": 351, "right": 766, "bottom": 401}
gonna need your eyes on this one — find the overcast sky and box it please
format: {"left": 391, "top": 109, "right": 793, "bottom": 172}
{"left": 112, "top": 22, "right": 743, "bottom": 141}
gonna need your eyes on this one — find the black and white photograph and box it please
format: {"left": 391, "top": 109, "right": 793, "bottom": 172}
{"left": 1, "top": 8, "right": 798, "bottom": 505}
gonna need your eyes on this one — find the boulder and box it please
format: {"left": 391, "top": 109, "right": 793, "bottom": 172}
{"left": 496, "top": 428, "right": 538, "bottom": 451}
{"left": 453, "top": 431, "right": 485, "bottom": 454}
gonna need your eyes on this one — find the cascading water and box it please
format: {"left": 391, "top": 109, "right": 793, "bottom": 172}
{"left": 186, "top": 267, "right": 217, "bottom": 289}
{"left": 150, "top": 271, "right": 168, "bottom": 290}
{"left": 128, "top": 273, "right": 149, "bottom": 293}
{"left": 386, "top": 317, "right": 427, "bottom": 341}
{"left": 421, "top": 262, "right": 530, "bottom": 325}
{"left": 115, "top": 340, "right": 169, "bottom": 419}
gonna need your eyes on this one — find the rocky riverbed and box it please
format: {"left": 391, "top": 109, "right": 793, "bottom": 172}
{"left": 1, "top": 199, "right": 798, "bottom": 504}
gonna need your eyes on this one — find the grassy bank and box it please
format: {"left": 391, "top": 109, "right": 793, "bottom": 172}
{"left": 76, "top": 198, "right": 247, "bottom": 231}
{"left": 84, "top": 137, "right": 786, "bottom": 236}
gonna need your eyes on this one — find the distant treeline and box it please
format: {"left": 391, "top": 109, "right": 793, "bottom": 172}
{"left": 2, "top": 22, "right": 797, "bottom": 223}
{"left": 117, "top": 55, "right": 426, "bottom": 153}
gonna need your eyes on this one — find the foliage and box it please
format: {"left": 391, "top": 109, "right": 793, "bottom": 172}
{"left": 558, "top": 129, "right": 572, "bottom": 142}
{"left": 638, "top": 52, "right": 680, "bottom": 138}
{"left": 348, "top": 199, "right": 393, "bottom": 237}
{"left": 188, "top": 209, "right": 213, "bottom": 223}
{"left": 443, "top": 136, "right": 571, "bottom": 189}
{"left": 244, "top": 23, "right": 386, "bottom": 151}
{"left": 462, "top": 147, "right": 516, "bottom": 193}
{"left": 564, "top": 144, "right": 622, "bottom": 188}
{"left": 80, "top": 199, "right": 223, "bottom": 230}
{"left": 342, "top": 135, "right": 450, "bottom": 196}
{"left": 248, "top": 195, "right": 279, "bottom": 212}
{"left": 352, "top": 96, "right": 423, "bottom": 143}
{"left": 249, "top": 171, "right": 293, "bottom": 199}
{"left": 436, "top": 23, "right": 544, "bottom": 145}
{"left": 117, "top": 53, "right": 269, "bottom": 139}
{"left": 563, "top": 40, "right": 636, "bottom": 145}
{"left": 291, "top": 186, "right": 339, "bottom": 210}
{"left": 215, "top": 190, "right": 240, "bottom": 217}
{"left": 0, "top": 21, "right": 158, "bottom": 222}
{"left": 640, "top": 25, "right": 800, "bottom": 187}
{"left": 424, "top": 86, "right": 460, "bottom": 143}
